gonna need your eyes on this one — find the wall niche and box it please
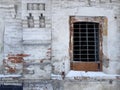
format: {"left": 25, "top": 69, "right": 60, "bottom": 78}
{"left": 27, "top": 3, "right": 45, "bottom": 10}
{"left": 27, "top": 13, "right": 34, "bottom": 28}
{"left": 39, "top": 14, "right": 45, "bottom": 28}
{"left": 26, "top": 3, "right": 46, "bottom": 28}
{"left": 22, "top": 0, "right": 51, "bottom": 29}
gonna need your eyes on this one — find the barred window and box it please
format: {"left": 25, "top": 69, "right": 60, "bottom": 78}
{"left": 70, "top": 17, "right": 103, "bottom": 71}
{"left": 73, "top": 22, "right": 99, "bottom": 62}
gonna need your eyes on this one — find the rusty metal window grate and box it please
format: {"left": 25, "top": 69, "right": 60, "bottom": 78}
{"left": 73, "top": 22, "right": 99, "bottom": 62}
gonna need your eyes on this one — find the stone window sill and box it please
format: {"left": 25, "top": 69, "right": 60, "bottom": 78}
{"left": 65, "top": 70, "right": 120, "bottom": 80}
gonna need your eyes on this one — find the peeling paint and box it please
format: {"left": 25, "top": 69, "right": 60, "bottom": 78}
{"left": 0, "top": 0, "right": 120, "bottom": 90}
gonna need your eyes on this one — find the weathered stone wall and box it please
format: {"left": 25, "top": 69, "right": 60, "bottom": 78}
{"left": 0, "top": 79, "right": 119, "bottom": 90}
{"left": 23, "top": 80, "right": 120, "bottom": 90}
{"left": 51, "top": 0, "right": 120, "bottom": 75}
{"left": 0, "top": 0, "right": 120, "bottom": 90}
{"left": 21, "top": 0, "right": 52, "bottom": 79}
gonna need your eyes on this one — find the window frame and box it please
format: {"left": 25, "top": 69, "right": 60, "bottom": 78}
{"left": 69, "top": 16, "right": 105, "bottom": 71}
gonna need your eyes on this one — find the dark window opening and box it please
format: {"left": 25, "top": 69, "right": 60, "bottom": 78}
{"left": 0, "top": 85, "right": 23, "bottom": 90}
{"left": 73, "top": 22, "right": 99, "bottom": 62}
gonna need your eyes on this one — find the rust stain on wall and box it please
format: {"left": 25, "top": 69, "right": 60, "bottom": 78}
{"left": 46, "top": 48, "right": 52, "bottom": 59}
{"left": 8, "top": 56, "right": 23, "bottom": 63}
{"left": 5, "top": 65, "right": 16, "bottom": 73}
{"left": 4, "top": 54, "right": 30, "bottom": 73}
{"left": 103, "top": 18, "right": 108, "bottom": 36}
{"left": 7, "top": 54, "right": 30, "bottom": 63}
{"left": 69, "top": 16, "right": 74, "bottom": 62}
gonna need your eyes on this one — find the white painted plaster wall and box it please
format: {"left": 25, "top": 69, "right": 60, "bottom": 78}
{"left": 52, "top": 0, "right": 120, "bottom": 75}
{"left": 0, "top": 18, "right": 4, "bottom": 74}
{"left": 0, "top": 1, "right": 120, "bottom": 90}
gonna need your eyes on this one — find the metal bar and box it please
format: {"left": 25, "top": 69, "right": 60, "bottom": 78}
{"left": 73, "top": 22, "right": 100, "bottom": 62}
{"left": 94, "top": 24, "right": 97, "bottom": 62}
{"left": 86, "top": 23, "right": 89, "bottom": 61}
{"left": 79, "top": 24, "right": 81, "bottom": 61}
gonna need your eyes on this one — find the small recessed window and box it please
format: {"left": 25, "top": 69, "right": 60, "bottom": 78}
{"left": 70, "top": 16, "right": 104, "bottom": 71}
